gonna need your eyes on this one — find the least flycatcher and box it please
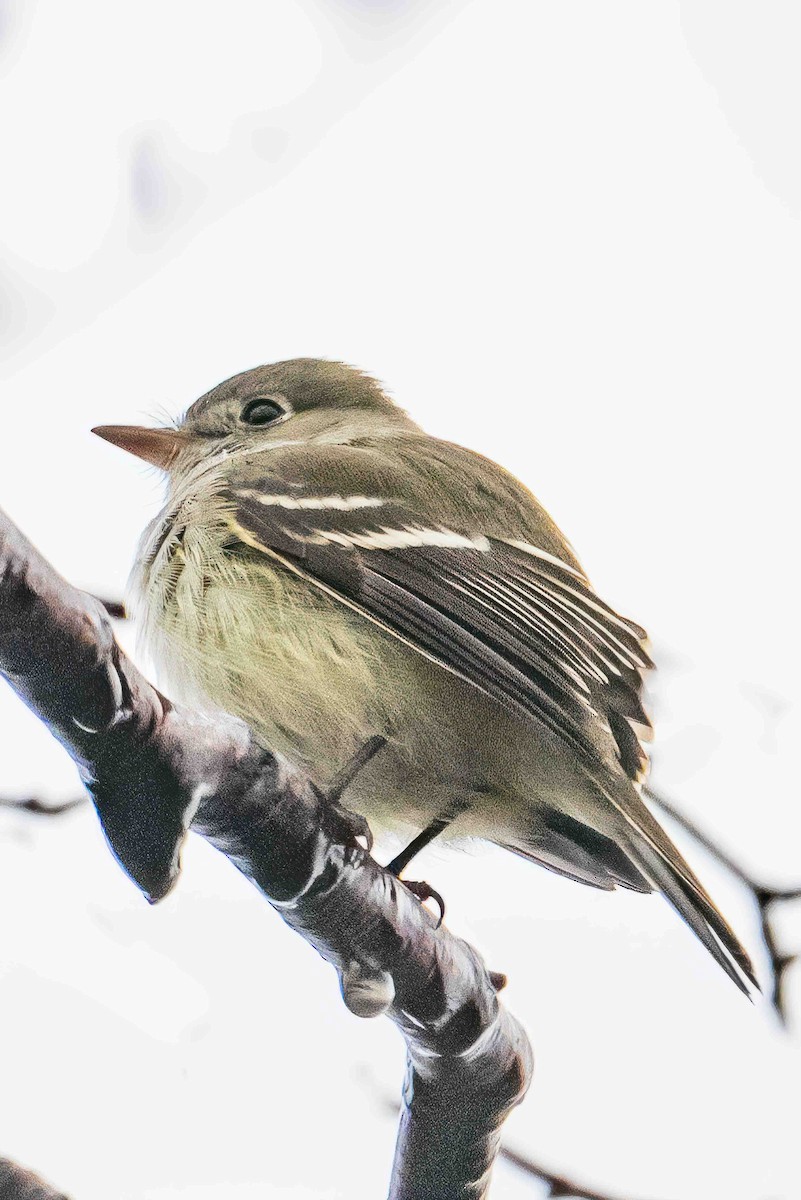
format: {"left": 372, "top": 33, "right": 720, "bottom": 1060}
{"left": 94, "top": 359, "right": 755, "bottom": 994}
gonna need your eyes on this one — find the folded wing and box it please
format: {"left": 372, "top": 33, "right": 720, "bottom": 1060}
{"left": 225, "top": 479, "right": 652, "bottom": 779}
{"left": 220, "top": 457, "right": 756, "bottom": 994}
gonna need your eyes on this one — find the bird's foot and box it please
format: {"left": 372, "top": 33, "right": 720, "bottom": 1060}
{"left": 400, "top": 878, "right": 446, "bottom": 927}
{"left": 326, "top": 797, "right": 374, "bottom": 864}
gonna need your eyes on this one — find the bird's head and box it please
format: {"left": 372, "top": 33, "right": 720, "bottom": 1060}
{"left": 93, "top": 358, "right": 415, "bottom": 473}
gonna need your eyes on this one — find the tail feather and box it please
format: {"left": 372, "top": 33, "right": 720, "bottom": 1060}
{"left": 504, "top": 840, "right": 619, "bottom": 891}
{"left": 510, "top": 776, "right": 757, "bottom": 994}
{"left": 621, "top": 831, "right": 758, "bottom": 996}
{"left": 506, "top": 808, "right": 652, "bottom": 893}
{"left": 582, "top": 774, "right": 759, "bottom": 993}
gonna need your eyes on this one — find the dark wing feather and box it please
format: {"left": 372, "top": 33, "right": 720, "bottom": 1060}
{"left": 224, "top": 479, "right": 651, "bottom": 782}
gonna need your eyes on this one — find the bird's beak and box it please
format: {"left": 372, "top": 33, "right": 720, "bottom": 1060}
{"left": 91, "top": 425, "right": 189, "bottom": 470}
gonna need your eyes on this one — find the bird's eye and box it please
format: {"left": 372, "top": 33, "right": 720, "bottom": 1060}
{"left": 240, "top": 398, "right": 285, "bottom": 426}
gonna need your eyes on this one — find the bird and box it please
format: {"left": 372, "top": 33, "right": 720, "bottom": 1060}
{"left": 93, "top": 358, "right": 756, "bottom": 994}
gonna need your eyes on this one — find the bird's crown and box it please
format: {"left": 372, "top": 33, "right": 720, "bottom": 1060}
{"left": 184, "top": 358, "right": 397, "bottom": 436}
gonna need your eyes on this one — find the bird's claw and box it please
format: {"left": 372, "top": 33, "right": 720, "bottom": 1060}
{"left": 402, "top": 879, "right": 446, "bottom": 927}
{"left": 333, "top": 801, "right": 374, "bottom": 861}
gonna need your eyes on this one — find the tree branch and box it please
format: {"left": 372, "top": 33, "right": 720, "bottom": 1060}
{"left": 0, "top": 1158, "right": 71, "bottom": 1200}
{"left": 374, "top": 1088, "right": 657, "bottom": 1200}
{"left": 645, "top": 786, "right": 801, "bottom": 1026}
{"left": 0, "top": 505, "right": 532, "bottom": 1199}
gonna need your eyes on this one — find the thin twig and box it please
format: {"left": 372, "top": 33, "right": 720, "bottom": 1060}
{"left": 645, "top": 786, "right": 801, "bottom": 1025}
{"left": 500, "top": 1146, "right": 662, "bottom": 1199}
{"left": 0, "top": 795, "right": 86, "bottom": 815}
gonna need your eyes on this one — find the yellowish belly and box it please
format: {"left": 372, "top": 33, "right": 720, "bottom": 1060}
{"left": 142, "top": 539, "right": 429, "bottom": 780}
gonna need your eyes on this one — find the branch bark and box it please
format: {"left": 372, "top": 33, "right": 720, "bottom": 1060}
{"left": 0, "top": 506, "right": 532, "bottom": 1200}
{"left": 0, "top": 1158, "right": 71, "bottom": 1200}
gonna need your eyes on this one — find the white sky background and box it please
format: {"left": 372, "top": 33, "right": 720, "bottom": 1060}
{"left": 1, "top": 1, "right": 799, "bottom": 1197}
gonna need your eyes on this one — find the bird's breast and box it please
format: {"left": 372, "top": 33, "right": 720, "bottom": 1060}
{"left": 133, "top": 499, "right": 412, "bottom": 785}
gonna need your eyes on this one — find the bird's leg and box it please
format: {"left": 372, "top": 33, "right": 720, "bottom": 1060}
{"left": 327, "top": 734, "right": 387, "bottom": 803}
{"left": 328, "top": 740, "right": 455, "bottom": 926}
{"left": 385, "top": 816, "right": 452, "bottom": 876}
{"left": 322, "top": 735, "right": 387, "bottom": 861}
{"left": 386, "top": 808, "right": 466, "bottom": 927}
